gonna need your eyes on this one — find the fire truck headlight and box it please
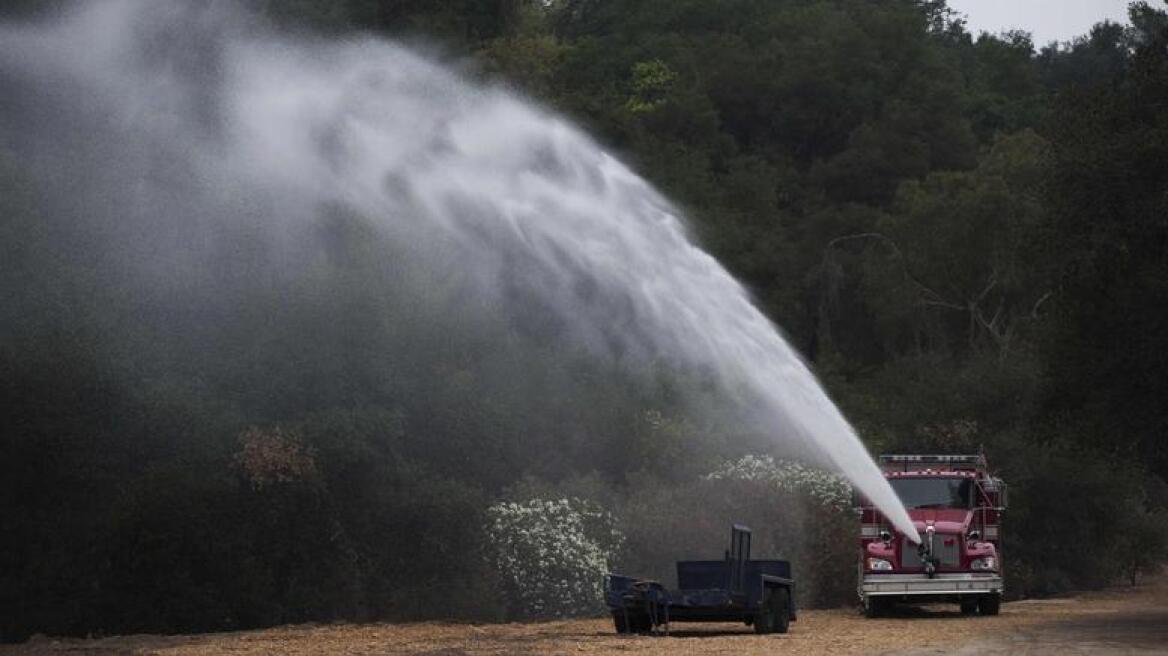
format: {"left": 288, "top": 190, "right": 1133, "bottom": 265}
{"left": 867, "top": 558, "right": 894, "bottom": 571}
{"left": 970, "top": 557, "right": 997, "bottom": 571}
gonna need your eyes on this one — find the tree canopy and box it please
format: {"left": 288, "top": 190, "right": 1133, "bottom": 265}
{"left": 2, "top": 0, "right": 1168, "bottom": 641}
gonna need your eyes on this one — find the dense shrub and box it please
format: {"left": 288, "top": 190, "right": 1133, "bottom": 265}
{"left": 705, "top": 455, "right": 852, "bottom": 510}
{"left": 484, "top": 498, "right": 623, "bottom": 618}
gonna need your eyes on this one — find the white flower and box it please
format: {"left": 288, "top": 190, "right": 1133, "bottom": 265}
{"left": 705, "top": 455, "right": 852, "bottom": 510}
{"left": 484, "top": 497, "right": 624, "bottom": 619}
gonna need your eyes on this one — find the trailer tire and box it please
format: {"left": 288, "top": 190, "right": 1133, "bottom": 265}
{"left": 772, "top": 587, "right": 791, "bottom": 634}
{"left": 754, "top": 588, "right": 777, "bottom": 634}
{"left": 613, "top": 611, "right": 650, "bottom": 634}
{"left": 754, "top": 586, "right": 790, "bottom": 635}
{"left": 978, "top": 593, "right": 1001, "bottom": 616}
{"left": 616, "top": 606, "right": 654, "bottom": 634}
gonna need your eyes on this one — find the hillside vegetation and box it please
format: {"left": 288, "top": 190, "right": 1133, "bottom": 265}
{"left": 2, "top": 0, "right": 1167, "bottom": 641}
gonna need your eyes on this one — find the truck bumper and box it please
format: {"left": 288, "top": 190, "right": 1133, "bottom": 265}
{"left": 861, "top": 573, "right": 1002, "bottom": 598}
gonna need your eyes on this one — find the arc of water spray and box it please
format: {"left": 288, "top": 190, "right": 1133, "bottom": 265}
{"left": 0, "top": 0, "right": 921, "bottom": 544}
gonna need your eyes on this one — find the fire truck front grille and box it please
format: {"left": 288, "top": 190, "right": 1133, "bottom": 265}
{"left": 901, "top": 537, "right": 918, "bottom": 568}
{"left": 901, "top": 535, "right": 962, "bottom": 568}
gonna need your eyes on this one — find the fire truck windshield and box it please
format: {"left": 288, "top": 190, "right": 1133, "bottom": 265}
{"left": 888, "top": 477, "right": 973, "bottom": 509}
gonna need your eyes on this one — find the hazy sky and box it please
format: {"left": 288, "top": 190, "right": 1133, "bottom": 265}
{"left": 947, "top": 0, "right": 1134, "bottom": 46}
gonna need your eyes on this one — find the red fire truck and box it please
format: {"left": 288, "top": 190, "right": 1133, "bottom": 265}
{"left": 857, "top": 454, "right": 1007, "bottom": 617}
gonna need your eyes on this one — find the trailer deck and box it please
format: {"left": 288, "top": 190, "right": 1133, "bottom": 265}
{"left": 604, "top": 525, "right": 796, "bottom": 635}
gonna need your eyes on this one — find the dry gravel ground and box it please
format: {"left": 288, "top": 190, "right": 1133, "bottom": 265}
{"left": 6, "top": 573, "right": 1166, "bottom": 655}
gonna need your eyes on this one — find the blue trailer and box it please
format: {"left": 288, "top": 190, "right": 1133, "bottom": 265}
{"left": 605, "top": 525, "right": 797, "bottom": 635}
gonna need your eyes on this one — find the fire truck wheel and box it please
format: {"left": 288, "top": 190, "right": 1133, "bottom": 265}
{"left": 960, "top": 598, "right": 979, "bottom": 614}
{"left": 863, "top": 596, "right": 887, "bottom": 618}
{"left": 978, "top": 593, "right": 1001, "bottom": 616}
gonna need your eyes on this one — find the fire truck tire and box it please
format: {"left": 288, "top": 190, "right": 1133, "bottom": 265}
{"left": 960, "top": 598, "right": 979, "bottom": 614}
{"left": 863, "top": 596, "right": 888, "bottom": 618}
{"left": 978, "top": 593, "right": 1001, "bottom": 616}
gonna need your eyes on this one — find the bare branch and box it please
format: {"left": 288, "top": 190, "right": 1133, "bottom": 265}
{"left": 920, "top": 298, "right": 966, "bottom": 311}
{"left": 821, "top": 232, "right": 957, "bottom": 309}
{"left": 973, "top": 269, "right": 999, "bottom": 305}
{"left": 1031, "top": 290, "right": 1053, "bottom": 318}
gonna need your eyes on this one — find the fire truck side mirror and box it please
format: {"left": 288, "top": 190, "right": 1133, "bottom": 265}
{"left": 850, "top": 489, "right": 870, "bottom": 514}
{"left": 984, "top": 477, "right": 1008, "bottom": 510}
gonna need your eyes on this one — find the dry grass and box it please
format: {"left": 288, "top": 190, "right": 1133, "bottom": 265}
{"left": 6, "top": 573, "right": 1166, "bottom": 656}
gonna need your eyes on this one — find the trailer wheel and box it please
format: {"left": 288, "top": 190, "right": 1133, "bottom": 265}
{"left": 754, "top": 586, "right": 789, "bottom": 635}
{"left": 754, "top": 588, "right": 777, "bottom": 634}
{"left": 978, "top": 593, "right": 1001, "bottom": 616}
{"left": 612, "top": 611, "right": 649, "bottom": 630}
{"left": 772, "top": 588, "right": 791, "bottom": 634}
{"left": 613, "top": 611, "right": 649, "bottom": 634}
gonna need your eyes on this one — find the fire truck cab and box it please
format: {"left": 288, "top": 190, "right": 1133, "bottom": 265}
{"left": 857, "top": 454, "right": 1007, "bottom": 617}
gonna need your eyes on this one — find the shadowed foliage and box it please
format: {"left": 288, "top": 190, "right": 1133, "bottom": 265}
{"left": 2, "top": 0, "right": 1168, "bottom": 642}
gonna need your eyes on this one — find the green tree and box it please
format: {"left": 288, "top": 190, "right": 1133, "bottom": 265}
{"left": 1038, "top": 1, "right": 1168, "bottom": 475}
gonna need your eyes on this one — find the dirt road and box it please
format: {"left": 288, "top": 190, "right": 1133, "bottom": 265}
{"left": 7, "top": 574, "right": 1166, "bottom": 655}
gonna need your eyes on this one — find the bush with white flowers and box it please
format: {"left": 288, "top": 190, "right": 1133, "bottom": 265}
{"left": 485, "top": 497, "right": 624, "bottom": 619}
{"left": 705, "top": 455, "right": 852, "bottom": 510}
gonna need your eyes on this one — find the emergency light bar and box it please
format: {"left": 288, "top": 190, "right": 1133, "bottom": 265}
{"left": 880, "top": 455, "right": 982, "bottom": 463}
{"left": 878, "top": 454, "right": 987, "bottom": 471}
